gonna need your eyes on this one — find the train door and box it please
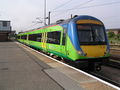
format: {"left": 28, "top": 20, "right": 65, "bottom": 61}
{"left": 61, "top": 30, "right": 67, "bottom": 57}
{"left": 41, "top": 32, "right": 47, "bottom": 50}
{"left": 61, "top": 24, "right": 68, "bottom": 58}
{"left": 26, "top": 34, "right": 29, "bottom": 45}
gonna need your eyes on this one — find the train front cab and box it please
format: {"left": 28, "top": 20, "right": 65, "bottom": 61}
{"left": 72, "top": 17, "right": 110, "bottom": 71}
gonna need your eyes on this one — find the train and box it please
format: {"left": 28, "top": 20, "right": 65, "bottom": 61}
{"left": 17, "top": 15, "right": 110, "bottom": 71}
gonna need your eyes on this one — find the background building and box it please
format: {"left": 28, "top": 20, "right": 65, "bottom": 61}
{"left": 107, "top": 28, "right": 120, "bottom": 35}
{"left": 0, "top": 20, "right": 14, "bottom": 41}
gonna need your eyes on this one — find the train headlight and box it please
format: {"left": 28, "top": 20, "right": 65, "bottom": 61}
{"left": 77, "top": 51, "right": 82, "bottom": 54}
{"left": 77, "top": 51, "right": 86, "bottom": 56}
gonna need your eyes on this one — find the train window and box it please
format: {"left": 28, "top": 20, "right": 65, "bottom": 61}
{"left": 17, "top": 36, "right": 20, "bottom": 39}
{"left": 21, "top": 35, "right": 27, "bottom": 40}
{"left": 92, "top": 26, "right": 106, "bottom": 42}
{"left": 28, "top": 33, "right": 42, "bottom": 42}
{"left": 21, "top": 36, "right": 23, "bottom": 39}
{"left": 62, "top": 33, "right": 66, "bottom": 45}
{"left": 61, "top": 24, "right": 68, "bottom": 45}
{"left": 36, "top": 34, "right": 42, "bottom": 42}
{"left": 29, "top": 34, "right": 36, "bottom": 41}
{"left": 77, "top": 24, "right": 106, "bottom": 45}
{"left": 47, "top": 31, "right": 61, "bottom": 45}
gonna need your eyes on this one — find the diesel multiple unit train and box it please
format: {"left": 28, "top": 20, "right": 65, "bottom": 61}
{"left": 17, "top": 15, "right": 110, "bottom": 71}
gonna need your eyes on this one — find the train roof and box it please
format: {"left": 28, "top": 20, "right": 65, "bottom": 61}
{"left": 57, "top": 15, "right": 102, "bottom": 25}
{"left": 19, "top": 15, "right": 102, "bottom": 34}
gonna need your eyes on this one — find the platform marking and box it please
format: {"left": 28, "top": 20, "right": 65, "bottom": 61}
{"left": 16, "top": 42, "right": 120, "bottom": 90}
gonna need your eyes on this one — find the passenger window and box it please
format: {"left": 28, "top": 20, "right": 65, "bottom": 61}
{"left": 47, "top": 31, "right": 61, "bottom": 45}
{"left": 17, "top": 36, "right": 20, "bottom": 39}
{"left": 36, "top": 34, "right": 42, "bottom": 42}
{"left": 21, "top": 35, "right": 27, "bottom": 40}
{"left": 28, "top": 33, "right": 42, "bottom": 42}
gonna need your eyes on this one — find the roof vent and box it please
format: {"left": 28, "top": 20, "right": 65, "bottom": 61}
{"left": 73, "top": 15, "right": 78, "bottom": 18}
{"left": 56, "top": 19, "right": 65, "bottom": 24}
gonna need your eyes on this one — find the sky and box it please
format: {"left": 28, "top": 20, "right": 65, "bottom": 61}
{"left": 0, "top": 0, "right": 120, "bottom": 33}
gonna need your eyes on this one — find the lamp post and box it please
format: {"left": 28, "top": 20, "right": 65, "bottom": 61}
{"left": 44, "top": 0, "right": 51, "bottom": 25}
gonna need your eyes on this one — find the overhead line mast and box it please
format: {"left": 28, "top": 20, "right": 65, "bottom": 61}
{"left": 44, "top": 0, "right": 46, "bottom": 26}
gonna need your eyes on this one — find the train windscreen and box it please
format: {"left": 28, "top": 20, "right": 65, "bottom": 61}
{"left": 77, "top": 24, "right": 106, "bottom": 45}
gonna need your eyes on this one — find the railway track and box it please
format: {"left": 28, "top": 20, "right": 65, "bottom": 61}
{"left": 110, "top": 48, "right": 120, "bottom": 51}
{"left": 110, "top": 48, "right": 120, "bottom": 54}
{"left": 107, "top": 48, "right": 120, "bottom": 69}
{"left": 110, "top": 44, "right": 120, "bottom": 48}
{"left": 86, "top": 71, "right": 120, "bottom": 87}
{"left": 103, "top": 59, "right": 120, "bottom": 69}
{"left": 110, "top": 55, "right": 120, "bottom": 60}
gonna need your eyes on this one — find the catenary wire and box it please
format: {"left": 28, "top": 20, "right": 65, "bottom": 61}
{"left": 51, "top": 0, "right": 73, "bottom": 11}
{"left": 52, "top": 1, "right": 120, "bottom": 12}
{"left": 51, "top": 0, "right": 94, "bottom": 18}
{"left": 50, "top": 1, "right": 120, "bottom": 24}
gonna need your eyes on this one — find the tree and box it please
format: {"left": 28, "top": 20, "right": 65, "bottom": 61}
{"left": 116, "top": 34, "right": 120, "bottom": 40}
{"left": 108, "top": 32, "right": 115, "bottom": 38}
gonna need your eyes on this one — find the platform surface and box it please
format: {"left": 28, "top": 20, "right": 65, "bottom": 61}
{"left": 0, "top": 42, "right": 84, "bottom": 90}
{"left": 0, "top": 42, "right": 118, "bottom": 90}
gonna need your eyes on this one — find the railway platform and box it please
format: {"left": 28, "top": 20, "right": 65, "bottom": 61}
{"left": 0, "top": 42, "right": 83, "bottom": 90}
{"left": 0, "top": 42, "right": 119, "bottom": 90}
